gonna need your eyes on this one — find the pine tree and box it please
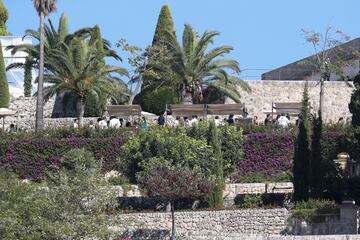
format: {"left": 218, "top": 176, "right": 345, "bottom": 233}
{"left": 349, "top": 74, "right": 360, "bottom": 127}
{"left": 0, "top": 41, "right": 9, "bottom": 108}
{"left": 293, "top": 81, "right": 311, "bottom": 202}
{"left": 310, "top": 111, "right": 323, "bottom": 198}
{"left": 24, "top": 57, "right": 32, "bottom": 97}
{"left": 207, "top": 121, "right": 224, "bottom": 208}
{"left": 152, "top": 4, "right": 176, "bottom": 46}
{"left": 0, "top": 0, "right": 9, "bottom": 36}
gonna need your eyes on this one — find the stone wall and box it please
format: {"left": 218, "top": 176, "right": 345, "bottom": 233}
{"left": 111, "top": 204, "right": 358, "bottom": 239}
{"left": 238, "top": 80, "right": 354, "bottom": 123}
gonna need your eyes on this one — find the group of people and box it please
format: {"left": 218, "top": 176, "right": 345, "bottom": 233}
{"left": 156, "top": 112, "right": 238, "bottom": 127}
{"left": 263, "top": 113, "right": 292, "bottom": 128}
{"left": 73, "top": 116, "right": 148, "bottom": 130}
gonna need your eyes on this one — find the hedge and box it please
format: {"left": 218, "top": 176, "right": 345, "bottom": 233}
{"left": 0, "top": 136, "right": 126, "bottom": 180}
{"left": 0, "top": 128, "right": 348, "bottom": 182}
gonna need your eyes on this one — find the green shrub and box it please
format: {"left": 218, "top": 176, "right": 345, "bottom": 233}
{"left": 240, "top": 194, "right": 263, "bottom": 208}
{"left": 235, "top": 172, "right": 292, "bottom": 183}
{"left": 0, "top": 41, "right": 9, "bottom": 108}
{"left": 292, "top": 199, "right": 339, "bottom": 223}
{"left": 138, "top": 88, "right": 180, "bottom": 114}
{"left": 107, "top": 175, "right": 130, "bottom": 186}
{"left": 187, "top": 122, "right": 244, "bottom": 177}
{"left": 0, "top": 149, "right": 119, "bottom": 239}
{"left": 120, "top": 126, "right": 215, "bottom": 182}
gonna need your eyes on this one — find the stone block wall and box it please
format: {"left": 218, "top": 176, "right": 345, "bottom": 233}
{"left": 237, "top": 80, "right": 354, "bottom": 123}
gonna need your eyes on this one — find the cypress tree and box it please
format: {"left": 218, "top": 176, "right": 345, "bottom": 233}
{"left": 152, "top": 4, "right": 176, "bottom": 46}
{"left": 0, "top": 0, "right": 9, "bottom": 36}
{"left": 310, "top": 111, "right": 323, "bottom": 198}
{"left": 207, "top": 121, "right": 224, "bottom": 208}
{"left": 349, "top": 74, "right": 360, "bottom": 127}
{"left": 0, "top": 41, "right": 9, "bottom": 108}
{"left": 293, "top": 81, "right": 311, "bottom": 202}
{"left": 24, "top": 57, "right": 32, "bottom": 97}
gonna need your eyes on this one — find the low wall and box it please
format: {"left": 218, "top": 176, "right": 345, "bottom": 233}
{"left": 111, "top": 203, "right": 358, "bottom": 239}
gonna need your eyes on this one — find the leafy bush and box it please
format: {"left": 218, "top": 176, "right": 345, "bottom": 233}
{"left": 120, "top": 127, "right": 214, "bottom": 182}
{"left": 107, "top": 175, "right": 130, "bottom": 186}
{"left": 292, "top": 199, "right": 339, "bottom": 222}
{"left": 238, "top": 133, "right": 294, "bottom": 179}
{"left": 0, "top": 136, "right": 127, "bottom": 180}
{"left": 138, "top": 88, "right": 180, "bottom": 114}
{"left": 235, "top": 172, "right": 292, "bottom": 183}
{"left": 240, "top": 194, "right": 263, "bottom": 208}
{"left": 0, "top": 149, "right": 119, "bottom": 239}
{"left": 187, "top": 122, "right": 244, "bottom": 177}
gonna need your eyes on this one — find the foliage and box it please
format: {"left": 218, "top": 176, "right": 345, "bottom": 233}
{"left": 293, "top": 82, "right": 311, "bottom": 202}
{"left": 162, "top": 24, "right": 251, "bottom": 103}
{"left": 240, "top": 194, "right": 263, "bottom": 208}
{"left": 235, "top": 172, "right": 292, "bottom": 183}
{"left": 346, "top": 176, "right": 360, "bottom": 205}
{"left": 239, "top": 132, "right": 294, "bottom": 179}
{"left": 0, "top": 0, "right": 10, "bottom": 36}
{"left": 207, "top": 121, "right": 225, "bottom": 208}
{"left": 0, "top": 41, "right": 9, "bottom": 108}
{"left": 310, "top": 113, "right": 323, "bottom": 198}
{"left": 120, "top": 127, "right": 214, "bottom": 182}
{"left": 137, "top": 166, "right": 213, "bottom": 201}
{"left": 292, "top": 199, "right": 339, "bottom": 223}
{"left": 0, "top": 149, "right": 119, "bottom": 239}
{"left": 0, "top": 136, "right": 127, "bottom": 180}
{"left": 24, "top": 57, "right": 32, "bottom": 97}
{"left": 84, "top": 92, "right": 107, "bottom": 117}
{"left": 349, "top": 74, "right": 360, "bottom": 127}
{"left": 107, "top": 175, "right": 130, "bottom": 186}
{"left": 152, "top": 4, "right": 176, "bottom": 46}
{"left": 137, "top": 87, "right": 180, "bottom": 114}
{"left": 43, "top": 25, "right": 128, "bottom": 125}
{"left": 187, "top": 122, "right": 244, "bottom": 177}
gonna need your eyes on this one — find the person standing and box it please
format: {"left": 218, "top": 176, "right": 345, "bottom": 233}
{"left": 109, "top": 116, "right": 121, "bottom": 128}
{"left": 158, "top": 113, "right": 165, "bottom": 126}
{"left": 227, "top": 113, "right": 235, "bottom": 125}
{"left": 139, "top": 116, "right": 147, "bottom": 131}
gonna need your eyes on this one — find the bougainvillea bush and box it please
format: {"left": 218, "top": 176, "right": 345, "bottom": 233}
{"left": 0, "top": 136, "right": 127, "bottom": 180}
{"left": 237, "top": 132, "right": 294, "bottom": 180}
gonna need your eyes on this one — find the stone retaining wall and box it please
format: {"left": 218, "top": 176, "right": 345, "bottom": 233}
{"left": 111, "top": 204, "right": 358, "bottom": 239}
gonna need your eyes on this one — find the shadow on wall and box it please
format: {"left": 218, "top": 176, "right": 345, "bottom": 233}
{"left": 121, "top": 229, "right": 170, "bottom": 240}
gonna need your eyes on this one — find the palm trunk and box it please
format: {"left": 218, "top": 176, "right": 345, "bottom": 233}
{"left": 170, "top": 200, "right": 175, "bottom": 240}
{"left": 76, "top": 97, "right": 85, "bottom": 127}
{"left": 35, "top": 10, "right": 45, "bottom": 132}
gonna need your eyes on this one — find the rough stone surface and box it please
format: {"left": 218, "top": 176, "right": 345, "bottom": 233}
{"left": 110, "top": 205, "right": 358, "bottom": 239}
{"left": 237, "top": 80, "right": 354, "bottom": 123}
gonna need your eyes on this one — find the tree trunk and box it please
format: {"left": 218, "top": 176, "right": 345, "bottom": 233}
{"left": 319, "top": 78, "right": 324, "bottom": 120}
{"left": 35, "top": 10, "right": 45, "bottom": 132}
{"left": 128, "top": 77, "right": 142, "bottom": 105}
{"left": 170, "top": 200, "right": 175, "bottom": 240}
{"left": 76, "top": 97, "right": 85, "bottom": 127}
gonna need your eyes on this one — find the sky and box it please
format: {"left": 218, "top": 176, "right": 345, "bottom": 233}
{"left": 4, "top": 0, "right": 360, "bottom": 79}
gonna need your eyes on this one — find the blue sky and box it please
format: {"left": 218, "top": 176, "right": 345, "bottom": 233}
{"left": 4, "top": 0, "right": 360, "bottom": 79}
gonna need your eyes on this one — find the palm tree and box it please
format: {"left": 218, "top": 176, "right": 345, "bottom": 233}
{"left": 32, "top": 0, "right": 57, "bottom": 132}
{"left": 158, "top": 24, "right": 250, "bottom": 104}
{"left": 43, "top": 32, "right": 128, "bottom": 126}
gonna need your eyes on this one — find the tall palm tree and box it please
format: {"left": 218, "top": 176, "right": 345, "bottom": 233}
{"left": 33, "top": 0, "right": 57, "bottom": 132}
{"left": 43, "top": 33, "right": 128, "bottom": 126}
{"left": 158, "top": 24, "right": 250, "bottom": 103}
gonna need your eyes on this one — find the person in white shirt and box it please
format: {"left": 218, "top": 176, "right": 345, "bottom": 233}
{"left": 190, "top": 115, "right": 199, "bottom": 126}
{"left": 214, "top": 116, "right": 221, "bottom": 126}
{"left": 73, "top": 119, "right": 79, "bottom": 128}
{"left": 109, "top": 116, "right": 121, "bottom": 129}
{"left": 277, "top": 113, "right": 290, "bottom": 128}
{"left": 97, "top": 117, "right": 108, "bottom": 129}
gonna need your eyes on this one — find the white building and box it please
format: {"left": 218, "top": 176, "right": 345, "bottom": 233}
{"left": 1, "top": 36, "right": 34, "bottom": 98}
